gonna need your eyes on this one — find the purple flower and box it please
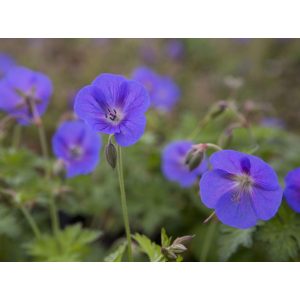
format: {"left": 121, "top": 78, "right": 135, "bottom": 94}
{"left": 261, "top": 117, "right": 285, "bottom": 129}
{"left": 162, "top": 141, "right": 208, "bottom": 188}
{"left": 74, "top": 73, "right": 150, "bottom": 147}
{"left": 52, "top": 120, "right": 101, "bottom": 178}
{"left": 132, "top": 67, "right": 180, "bottom": 112}
{"left": 0, "top": 53, "right": 16, "bottom": 77}
{"left": 152, "top": 76, "right": 180, "bottom": 112}
{"left": 166, "top": 39, "right": 184, "bottom": 60}
{"left": 0, "top": 66, "right": 52, "bottom": 125}
{"left": 200, "top": 150, "right": 282, "bottom": 229}
{"left": 284, "top": 168, "right": 300, "bottom": 212}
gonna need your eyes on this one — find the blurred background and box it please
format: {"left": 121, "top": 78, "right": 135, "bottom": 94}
{"left": 1, "top": 39, "right": 300, "bottom": 262}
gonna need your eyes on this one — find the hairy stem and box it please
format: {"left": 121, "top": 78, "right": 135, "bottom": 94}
{"left": 19, "top": 205, "right": 41, "bottom": 239}
{"left": 116, "top": 145, "right": 133, "bottom": 262}
{"left": 200, "top": 220, "right": 217, "bottom": 262}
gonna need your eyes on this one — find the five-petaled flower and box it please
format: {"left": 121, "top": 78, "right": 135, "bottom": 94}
{"left": 0, "top": 66, "right": 52, "bottom": 125}
{"left": 132, "top": 66, "right": 180, "bottom": 112}
{"left": 52, "top": 120, "right": 101, "bottom": 178}
{"left": 284, "top": 168, "right": 300, "bottom": 213}
{"left": 74, "top": 73, "right": 150, "bottom": 147}
{"left": 200, "top": 150, "right": 282, "bottom": 229}
{"left": 162, "top": 140, "right": 208, "bottom": 188}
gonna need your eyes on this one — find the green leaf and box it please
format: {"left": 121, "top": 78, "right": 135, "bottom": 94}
{"left": 0, "top": 204, "right": 21, "bottom": 238}
{"left": 26, "top": 224, "right": 101, "bottom": 261}
{"left": 104, "top": 241, "right": 127, "bottom": 262}
{"left": 133, "top": 233, "right": 162, "bottom": 262}
{"left": 218, "top": 225, "right": 255, "bottom": 261}
{"left": 257, "top": 205, "right": 300, "bottom": 261}
{"left": 161, "top": 228, "right": 172, "bottom": 248}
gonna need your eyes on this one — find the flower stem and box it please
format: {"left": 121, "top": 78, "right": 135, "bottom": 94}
{"left": 116, "top": 145, "right": 133, "bottom": 262}
{"left": 12, "top": 124, "right": 22, "bottom": 149}
{"left": 30, "top": 97, "right": 60, "bottom": 236}
{"left": 19, "top": 205, "right": 41, "bottom": 239}
{"left": 200, "top": 220, "right": 217, "bottom": 262}
{"left": 206, "top": 143, "right": 223, "bottom": 152}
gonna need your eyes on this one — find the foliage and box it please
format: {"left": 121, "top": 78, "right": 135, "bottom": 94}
{"left": 26, "top": 224, "right": 101, "bottom": 261}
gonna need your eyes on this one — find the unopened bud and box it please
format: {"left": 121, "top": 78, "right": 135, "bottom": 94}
{"left": 105, "top": 141, "right": 117, "bottom": 169}
{"left": 173, "top": 235, "right": 195, "bottom": 246}
{"left": 185, "top": 145, "right": 206, "bottom": 171}
{"left": 170, "top": 244, "right": 187, "bottom": 254}
{"left": 53, "top": 159, "right": 66, "bottom": 179}
{"left": 161, "top": 247, "right": 178, "bottom": 260}
{"left": 210, "top": 101, "right": 228, "bottom": 119}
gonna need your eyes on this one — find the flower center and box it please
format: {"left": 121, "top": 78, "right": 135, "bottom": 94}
{"left": 229, "top": 174, "right": 254, "bottom": 203}
{"left": 69, "top": 145, "right": 83, "bottom": 160}
{"left": 105, "top": 107, "right": 122, "bottom": 123}
{"left": 235, "top": 173, "right": 253, "bottom": 188}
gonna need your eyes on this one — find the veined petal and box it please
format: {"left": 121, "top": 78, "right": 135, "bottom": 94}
{"left": 251, "top": 186, "right": 282, "bottom": 220}
{"left": 200, "top": 169, "right": 237, "bottom": 209}
{"left": 215, "top": 190, "right": 258, "bottom": 229}
{"left": 114, "top": 113, "right": 146, "bottom": 146}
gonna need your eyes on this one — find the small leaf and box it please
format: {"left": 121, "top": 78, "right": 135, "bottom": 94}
{"left": 104, "top": 241, "right": 127, "bottom": 262}
{"left": 161, "top": 228, "right": 172, "bottom": 248}
{"left": 133, "top": 233, "right": 162, "bottom": 262}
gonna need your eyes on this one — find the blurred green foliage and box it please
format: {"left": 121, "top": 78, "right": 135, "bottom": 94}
{"left": 0, "top": 39, "right": 300, "bottom": 261}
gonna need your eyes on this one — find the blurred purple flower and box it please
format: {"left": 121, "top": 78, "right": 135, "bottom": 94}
{"left": 162, "top": 140, "right": 208, "bottom": 188}
{"left": 132, "top": 66, "right": 180, "bottom": 112}
{"left": 261, "top": 117, "right": 285, "bottom": 129}
{"left": 200, "top": 150, "right": 282, "bottom": 229}
{"left": 166, "top": 39, "right": 184, "bottom": 60}
{"left": 0, "top": 53, "right": 16, "bottom": 77}
{"left": 139, "top": 42, "right": 157, "bottom": 64}
{"left": 52, "top": 120, "right": 101, "bottom": 178}
{"left": 74, "top": 73, "right": 150, "bottom": 147}
{"left": 0, "top": 66, "right": 52, "bottom": 125}
{"left": 284, "top": 168, "right": 300, "bottom": 212}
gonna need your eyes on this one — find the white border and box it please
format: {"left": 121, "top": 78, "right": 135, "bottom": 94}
{"left": 0, "top": 263, "right": 298, "bottom": 299}
{"left": 0, "top": 0, "right": 300, "bottom": 37}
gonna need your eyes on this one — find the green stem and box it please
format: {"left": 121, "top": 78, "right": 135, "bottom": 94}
{"left": 12, "top": 124, "right": 21, "bottom": 149}
{"left": 30, "top": 98, "right": 59, "bottom": 236}
{"left": 206, "top": 143, "right": 223, "bottom": 151}
{"left": 200, "top": 220, "right": 217, "bottom": 262}
{"left": 19, "top": 205, "right": 41, "bottom": 239}
{"left": 116, "top": 145, "right": 133, "bottom": 262}
{"left": 49, "top": 196, "right": 59, "bottom": 236}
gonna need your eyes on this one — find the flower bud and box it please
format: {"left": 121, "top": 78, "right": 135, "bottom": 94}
{"left": 210, "top": 100, "right": 228, "bottom": 119}
{"left": 105, "top": 141, "right": 117, "bottom": 169}
{"left": 170, "top": 244, "right": 187, "bottom": 254}
{"left": 173, "top": 234, "right": 195, "bottom": 246}
{"left": 185, "top": 146, "right": 205, "bottom": 171}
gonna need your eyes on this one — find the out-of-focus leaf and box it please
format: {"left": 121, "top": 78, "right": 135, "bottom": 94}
{"left": 104, "top": 241, "right": 127, "bottom": 262}
{"left": 26, "top": 224, "right": 101, "bottom": 261}
{"left": 257, "top": 205, "right": 300, "bottom": 261}
{"left": 0, "top": 204, "right": 21, "bottom": 238}
{"left": 218, "top": 225, "right": 255, "bottom": 261}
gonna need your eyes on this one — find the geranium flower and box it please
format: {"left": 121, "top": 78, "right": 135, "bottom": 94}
{"left": 284, "top": 168, "right": 300, "bottom": 212}
{"left": 0, "top": 53, "right": 15, "bottom": 77}
{"left": 200, "top": 150, "right": 282, "bottom": 229}
{"left": 52, "top": 120, "right": 101, "bottom": 178}
{"left": 162, "top": 140, "right": 208, "bottom": 188}
{"left": 74, "top": 73, "right": 150, "bottom": 147}
{"left": 0, "top": 66, "right": 52, "bottom": 125}
{"left": 132, "top": 66, "right": 180, "bottom": 112}
{"left": 165, "top": 39, "right": 184, "bottom": 61}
